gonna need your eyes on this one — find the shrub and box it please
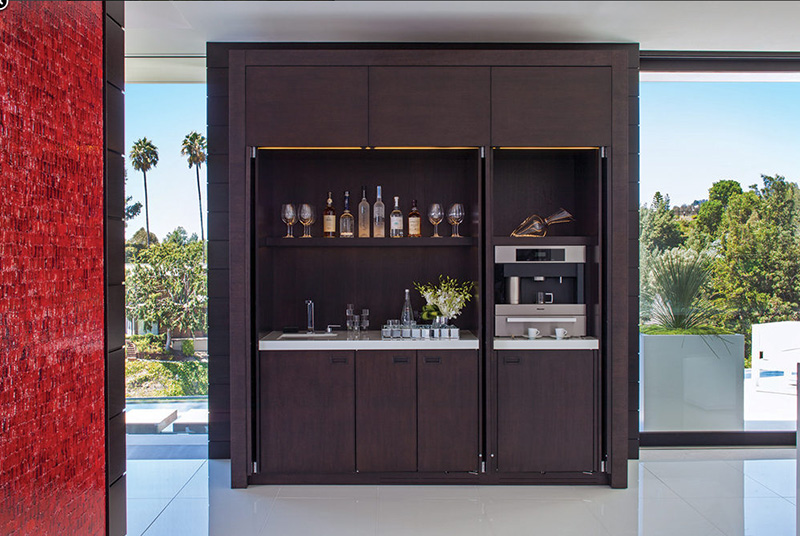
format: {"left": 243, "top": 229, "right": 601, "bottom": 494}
{"left": 125, "top": 360, "right": 208, "bottom": 397}
{"left": 181, "top": 339, "right": 195, "bottom": 356}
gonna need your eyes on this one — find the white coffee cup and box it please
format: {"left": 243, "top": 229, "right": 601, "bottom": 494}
{"left": 554, "top": 328, "right": 568, "bottom": 339}
{"left": 527, "top": 327, "right": 541, "bottom": 339}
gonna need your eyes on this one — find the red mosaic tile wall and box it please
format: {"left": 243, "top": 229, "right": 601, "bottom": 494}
{"left": 0, "top": 2, "right": 106, "bottom": 535}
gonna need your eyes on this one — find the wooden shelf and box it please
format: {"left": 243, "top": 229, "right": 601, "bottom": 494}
{"left": 262, "top": 237, "right": 477, "bottom": 247}
{"left": 491, "top": 236, "right": 596, "bottom": 246}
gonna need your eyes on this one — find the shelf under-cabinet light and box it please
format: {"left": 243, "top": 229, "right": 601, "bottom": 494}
{"left": 493, "top": 146, "right": 600, "bottom": 150}
{"left": 256, "top": 146, "right": 480, "bottom": 151}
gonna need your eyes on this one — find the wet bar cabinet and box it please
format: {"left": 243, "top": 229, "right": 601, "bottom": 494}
{"left": 209, "top": 43, "right": 639, "bottom": 488}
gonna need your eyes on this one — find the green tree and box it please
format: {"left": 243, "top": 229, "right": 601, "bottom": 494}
{"left": 695, "top": 180, "right": 743, "bottom": 239}
{"left": 125, "top": 227, "right": 160, "bottom": 263}
{"left": 129, "top": 138, "right": 159, "bottom": 246}
{"left": 711, "top": 174, "right": 800, "bottom": 340}
{"left": 164, "top": 226, "right": 198, "bottom": 246}
{"left": 123, "top": 164, "right": 142, "bottom": 222}
{"left": 709, "top": 179, "right": 743, "bottom": 206}
{"left": 640, "top": 192, "right": 684, "bottom": 253}
{"left": 125, "top": 239, "right": 207, "bottom": 351}
{"left": 181, "top": 131, "right": 207, "bottom": 257}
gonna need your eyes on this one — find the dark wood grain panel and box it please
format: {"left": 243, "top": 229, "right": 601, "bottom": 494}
{"left": 369, "top": 67, "right": 490, "bottom": 146}
{"left": 491, "top": 149, "right": 600, "bottom": 238}
{"left": 497, "top": 350, "right": 598, "bottom": 473}
{"left": 261, "top": 351, "right": 355, "bottom": 473}
{"left": 418, "top": 350, "right": 480, "bottom": 472}
{"left": 245, "top": 66, "right": 368, "bottom": 147}
{"left": 356, "top": 351, "right": 417, "bottom": 472}
{"left": 492, "top": 67, "right": 612, "bottom": 146}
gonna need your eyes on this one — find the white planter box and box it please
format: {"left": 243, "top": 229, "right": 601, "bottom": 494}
{"left": 640, "top": 333, "right": 744, "bottom": 432}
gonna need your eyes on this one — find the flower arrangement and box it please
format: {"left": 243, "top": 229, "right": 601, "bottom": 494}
{"left": 414, "top": 275, "right": 475, "bottom": 321}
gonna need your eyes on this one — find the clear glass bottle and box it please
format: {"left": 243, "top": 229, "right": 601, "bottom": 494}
{"left": 373, "top": 186, "right": 385, "bottom": 238}
{"left": 390, "top": 196, "right": 403, "bottom": 238}
{"left": 340, "top": 190, "right": 354, "bottom": 238}
{"left": 408, "top": 199, "right": 421, "bottom": 238}
{"left": 401, "top": 289, "right": 414, "bottom": 326}
{"left": 323, "top": 191, "right": 336, "bottom": 238}
{"left": 358, "top": 186, "right": 370, "bottom": 238}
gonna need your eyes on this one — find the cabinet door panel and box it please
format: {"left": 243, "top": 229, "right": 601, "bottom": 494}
{"left": 261, "top": 351, "right": 355, "bottom": 473}
{"left": 418, "top": 350, "right": 479, "bottom": 472}
{"left": 369, "top": 67, "right": 490, "bottom": 146}
{"left": 356, "top": 351, "right": 417, "bottom": 472}
{"left": 246, "top": 66, "right": 368, "bottom": 147}
{"left": 492, "top": 67, "right": 611, "bottom": 146}
{"left": 497, "top": 350, "right": 597, "bottom": 473}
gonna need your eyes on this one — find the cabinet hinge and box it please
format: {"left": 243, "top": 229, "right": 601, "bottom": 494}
{"left": 481, "top": 461, "right": 486, "bottom": 474}
{"left": 600, "top": 460, "right": 605, "bottom": 472}
{"left": 600, "top": 146, "right": 607, "bottom": 158}
{"left": 250, "top": 146, "right": 257, "bottom": 159}
{"left": 253, "top": 461, "right": 258, "bottom": 473}
{"left": 480, "top": 147, "right": 485, "bottom": 158}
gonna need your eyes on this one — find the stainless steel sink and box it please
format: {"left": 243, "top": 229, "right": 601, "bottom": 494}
{"left": 277, "top": 332, "right": 338, "bottom": 340}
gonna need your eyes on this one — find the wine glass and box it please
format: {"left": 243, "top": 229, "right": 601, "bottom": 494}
{"left": 447, "top": 203, "right": 465, "bottom": 237}
{"left": 281, "top": 204, "right": 296, "bottom": 238}
{"left": 299, "top": 204, "right": 315, "bottom": 238}
{"left": 428, "top": 203, "right": 444, "bottom": 238}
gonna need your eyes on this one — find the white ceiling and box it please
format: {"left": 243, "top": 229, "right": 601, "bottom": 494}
{"left": 125, "top": 1, "right": 800, "bottom": 83}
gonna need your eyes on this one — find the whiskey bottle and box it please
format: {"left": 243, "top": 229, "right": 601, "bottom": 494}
{"left": 323, "top": 191, "right": 336, "bottom": 238}
{"left": 390, "top": 196, "right": 403, "bottom": 238}
{"left": 358, "top": 186, "right": 370, "bottom": 238}
{"left": 373, "top": 186, "right": 386, "bottom": 238}
{"left": 408, "top": 199, "right": 421, "bottom": 238}
{"left": 340, "top": 190, "right": 355, "bottom": 238}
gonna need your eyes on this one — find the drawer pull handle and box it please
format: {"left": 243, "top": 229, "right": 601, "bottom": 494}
{"left": 330, "top": 357, "right": 348, "bottom": 364}
{"left": 393, "top": 356, "right": 409, "bottom": 364}
{"left": 504, "top": 357, "right": 520, "bottom": 364}
{"left": 424, "top": 357, "right": 441, "bottom": 364}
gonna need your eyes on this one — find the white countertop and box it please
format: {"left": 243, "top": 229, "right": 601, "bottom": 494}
{"left": 259, "top": 330, "right": 479, "bottom": 351}
{"left": 493, "top": 336, "right": 599, "bottom": 350}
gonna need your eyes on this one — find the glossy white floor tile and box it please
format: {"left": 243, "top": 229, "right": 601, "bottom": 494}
{"left": 126, "top": 450, "right": 800, "bottom": 536}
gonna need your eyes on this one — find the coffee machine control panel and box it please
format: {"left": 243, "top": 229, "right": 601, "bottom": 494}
{"left": 495, "top": 245, "right": 586, "bottom": 264}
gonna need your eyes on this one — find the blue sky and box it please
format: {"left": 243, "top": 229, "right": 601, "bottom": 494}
{"left": 124, "top": 81, "right": 800, "bottom": 237}
{"left": 125, "top": 84, "right": 207, "bottom": 240}
{"left": 640, "top": 81, "right": 800, "bottom": 207}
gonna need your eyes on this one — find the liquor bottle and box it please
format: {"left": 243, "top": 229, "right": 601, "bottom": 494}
{"left": 358, "top": 186, "right": 370, "bottom": 238}
{"left": 373, "top": 186, "right": 386, "bottom": 238}
{"left": 390, "top": 196, "right": 403, "bottom": 238}
{"left": 340, "top": 190, "right": 355, "bottom": 238}
{"left": 401, "top": 289, "right": 414, "bottom": 326}
{"left": 408, "top": 199, "right": 421, "bottom": 238}
{"left": 323, "top": 191, "right": 336, "bottom": 238}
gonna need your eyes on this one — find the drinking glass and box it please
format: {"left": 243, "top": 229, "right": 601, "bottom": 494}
{"left": 299, "top": 204, "right": 315, "bottom": 238}
{"left": 447, "top": 203, "right": 465, "bottom": 237}
{"left": 281, "top": 204, "right": 296, "bottom": 238}
{"left": 428, "top": 203, "right": 443, "bottom": 238}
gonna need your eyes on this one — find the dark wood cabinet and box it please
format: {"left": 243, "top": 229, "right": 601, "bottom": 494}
{"left": 356, "top": 350, "right": 417, "bottom": 472}
{"left": 245, "top": 66, "right": 368, "bottom": 147}
{"left": 418, "top": 350, "right": 480, "bottom": 472}
{"left": 497, "top": 350, "right": 598, "bottom": 473}
{"left": 260, "top": 351, "right": 355, "bottom": 473}
{"left": 369, "top": 67, "right": 490, "bottom": 147}
{"left": 491, "top": 67, "right": 612, "bottom": 146}
{"left": 221, "top": 45, "right": 636, "bottom": 488}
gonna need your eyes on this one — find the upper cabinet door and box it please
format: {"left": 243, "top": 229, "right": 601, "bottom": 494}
{"left": 369, "top": 67, "right": 490, "bottom": 147}
{"left": 246, "top": 66, "right": 368, "bottom": 147}
{"left": 492, "top": 67, "right": 612, "bottom": 147}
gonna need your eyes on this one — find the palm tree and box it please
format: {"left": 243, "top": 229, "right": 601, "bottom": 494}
{"left": 129, "top": 138, "right": 159, "bottom": 246}
{"left": 181, "top": 131, "right": 207, "bottom": 258}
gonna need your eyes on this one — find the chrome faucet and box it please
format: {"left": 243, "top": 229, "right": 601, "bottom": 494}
{"left": 305, "top": 300, "right": 314, "bottom": 334}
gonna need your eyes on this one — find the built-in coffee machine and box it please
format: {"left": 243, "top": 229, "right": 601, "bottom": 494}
{"left": 494, "top": 245, "right": 587, "bottom": 337}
